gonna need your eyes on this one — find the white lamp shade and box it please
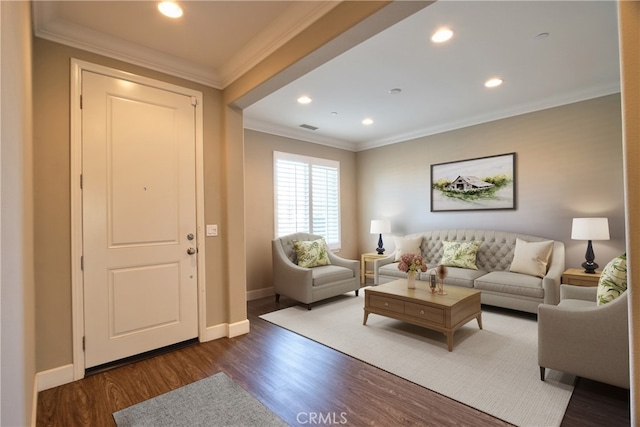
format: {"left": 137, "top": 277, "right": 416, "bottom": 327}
{"left": 571, "top": 217, "right": 610, "bottom": 240}
{"left": 370, "top": 219, "right": 391, "bottom": 234}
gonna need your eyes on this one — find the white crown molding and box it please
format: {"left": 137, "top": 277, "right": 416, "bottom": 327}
{"left": 356, "top": 84, "right": 622, "bottom": 152}
{"left": 219, "top": 1, "right": 340, "bottom": 88}
{"left": 247, "top": 84, "right": 620, "bottom": 153}
{"left": 244, "top": 117, "right": 359, "bottom": 152}
{"left": 33, "top": 2, "right": 221, "bottom": 88}
{"left": 32, "top": 2, "right": 338, "bottom": 90}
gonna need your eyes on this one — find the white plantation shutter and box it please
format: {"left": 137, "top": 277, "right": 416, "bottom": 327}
{"left": 274, "top": 152, "right": 341, "bottom": 250}
{"left": 311, "top": 164, "right": 339, "bottom": 245}
{"left": 275, "top": 158, "right": 310, "bottom": 235}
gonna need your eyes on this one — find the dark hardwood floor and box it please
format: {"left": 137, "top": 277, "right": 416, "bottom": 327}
{"left": 37, "top": 295, "right": 630, "bottom": 426}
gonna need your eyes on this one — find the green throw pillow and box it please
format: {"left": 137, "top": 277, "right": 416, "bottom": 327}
{"left": 440, "top": 241, "right": 481, "bottom": 270}
{"left": 597, "top": 254, "right": 627, "bottom": 305}
{"left": 293, "top": 238, "right": 331, "bottom": 268}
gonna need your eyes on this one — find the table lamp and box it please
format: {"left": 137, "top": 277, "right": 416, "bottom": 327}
{"left": 571, "top": 217, "right": 610, "bottom": 274}
{"left": 370, "top": 219, "right": 391, "bottom": 254}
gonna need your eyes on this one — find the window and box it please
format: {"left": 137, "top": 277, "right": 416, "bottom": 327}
{"left": 274, "top": 151, "right": 340, "bottom": 250}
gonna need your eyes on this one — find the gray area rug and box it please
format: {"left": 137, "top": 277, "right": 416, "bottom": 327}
{"left": 261, "top": 292, "right": 575, "bottom": 427}
{"left": 113, "top": 372, "right": 288, "bottom": 427}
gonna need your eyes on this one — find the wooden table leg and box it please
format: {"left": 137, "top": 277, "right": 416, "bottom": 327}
{"left": 446, "top": 332, "right": 453, "bottom": 351}
{"left": 363, "top": 310, "right": 369, "bottom": 325}
{"left": 476, "top": 313, "right": 483, "bottom": 329}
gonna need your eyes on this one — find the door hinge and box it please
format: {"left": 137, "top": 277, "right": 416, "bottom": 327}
{"left": 80, "top": 94, "right": 83, "bottom": 109}
{"left": 82, "top": 336, "right": 85, "bottom": 351}
{"left": 81, "top": 256, "right": 84, "bottom": 271}
{"left": 80, "top": 174, "right": 83, "bottom": 189}
{"left": 190, "top": 96, "right": 198, "bottom": 107}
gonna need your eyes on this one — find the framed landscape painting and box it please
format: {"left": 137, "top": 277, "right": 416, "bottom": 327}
{"left": 431, "top": 153, "right": 516, "bottom": 212}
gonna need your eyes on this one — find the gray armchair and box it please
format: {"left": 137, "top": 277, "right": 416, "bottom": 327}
{"left": 538, "top": 284, "right": 629, "bottom": 389}
{"left": 272, "top": 232, "right": 360, "bottom": 309}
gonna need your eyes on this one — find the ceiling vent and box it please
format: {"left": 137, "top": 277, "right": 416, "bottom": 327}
{"left": 299, "top": 124, "right": 319, "bottom": 131}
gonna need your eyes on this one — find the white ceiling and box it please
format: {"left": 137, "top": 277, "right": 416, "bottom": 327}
{"left": 33, "top": 1, "right": 621, "bottom": 152}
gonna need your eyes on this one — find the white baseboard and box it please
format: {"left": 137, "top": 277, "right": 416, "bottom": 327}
{"left": 36, "top": 364, "right": 75, "bottom": 392}
{"left": 200, "top": 319, "right": 251, "bottom": 342}
{"left": 200, "top": 323, "right": 228, "bottom": 342}
{"left": 228, "top": 319, "right": 250, "bottom": 337}
{"left": 35, "top": 321, "right": 251, "bottom": 394}
{"left": 246, "top": 286, "right": 275, "bottom": 301}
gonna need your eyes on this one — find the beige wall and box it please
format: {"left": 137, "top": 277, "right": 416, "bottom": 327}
{"left": 357, "top": 94, "right": 626, "bottom": 269}
{"left": 244, "top": 130, "right": 358, "bottom": 297}
{"left": 618, "top": 0, "right": 639, "bottom": 418}
{"left": 1, "top": 1, "right": 36, "bottom": 425}
{"left": 221, "top": 105, "right": 247, "bottom": 325}
{"left": 33, "top": 38, "right": 228, "bottom": 372}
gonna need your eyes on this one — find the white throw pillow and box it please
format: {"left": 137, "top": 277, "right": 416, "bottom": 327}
{"left": 393, "top": 235, "right": 423, "bottom": 261}
{"left": 509, "top": 238, "right": 554, "bottom": 278}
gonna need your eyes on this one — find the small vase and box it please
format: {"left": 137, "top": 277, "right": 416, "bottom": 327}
{"left": 429, "top": 273, "right": 437, "bottom": 293}
{"left": 437, "top": 278, "right": 447, "bottom": 295}
{"left": 407, "top": 272, "right": 416, "bottom": 289}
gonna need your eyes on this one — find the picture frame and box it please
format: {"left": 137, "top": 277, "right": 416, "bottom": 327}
{"left": 431, "top": 153, "right": 516, "bottom": 212}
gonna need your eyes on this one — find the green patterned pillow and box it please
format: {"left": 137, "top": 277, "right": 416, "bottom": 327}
{"left": 293, "top": 238, "right": 331, "bottom": 268}
{"left": 597, "top": 254, "right": 627, "bottom": 305}
{"left": 440, "top": 241, "right": 481, "bottom": 270}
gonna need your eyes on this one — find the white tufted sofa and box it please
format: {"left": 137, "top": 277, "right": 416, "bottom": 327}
{"left": 374, "top": 229, "right": 565, "bottom": 314}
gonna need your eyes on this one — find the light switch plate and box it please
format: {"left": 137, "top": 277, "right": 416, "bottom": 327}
{"left": 206, "top": 224, "right": 218, "bottom": 237}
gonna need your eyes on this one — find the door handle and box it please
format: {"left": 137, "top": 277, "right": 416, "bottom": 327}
{"left": 187, "top": 247, "right": 196, "bottom": 255}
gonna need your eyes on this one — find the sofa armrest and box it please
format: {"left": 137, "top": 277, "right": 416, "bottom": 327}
{"left": 327, "top": 251, "right": 360, "bottom": 282}
{"left": 560, "top": 284, "right": 597, "bottom": 301}
{"left": 541, "top": 241, "right": 565, "bottom": 305}
{"left": 373, "top": 253, "right": 396, "bottom": 284}
{"left": 272, "top": 240, "right": 313, "bottom": 301}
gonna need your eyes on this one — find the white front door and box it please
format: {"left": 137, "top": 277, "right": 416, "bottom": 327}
{"left": 81, "top": 71, "right": 198, "bottom": 368}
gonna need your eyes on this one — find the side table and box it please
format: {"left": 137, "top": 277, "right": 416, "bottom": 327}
{"left": 561, "top": 268, "right": 602, "bottom": 287}
{"left": 361, "top": 253, "right": 387, "bottom": 285}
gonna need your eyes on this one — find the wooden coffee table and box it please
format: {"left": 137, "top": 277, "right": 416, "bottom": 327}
{"left": 363, "top": 279, "right": 482, "bottom": 351}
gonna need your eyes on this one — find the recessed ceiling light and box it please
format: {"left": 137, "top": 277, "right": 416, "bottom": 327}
{"left": 431, "top": 28, "right": 454, "bottom": 43}
{"left": 158, "top": 2, "right": 183, "bottom": 18}
{"left": 535, "top": 32, "right": 550, "bottom": 40}
{"left": 388, "top": 88, "right": 402, "bottom": 95}
{"left": 484, "top": 78, "right": 503, "bottom": 88}
{"left": 297, "top": 96, "right": 312, "bottom": 104}
{"left": 362, "top": 118, "right": 374, "bottom": 126}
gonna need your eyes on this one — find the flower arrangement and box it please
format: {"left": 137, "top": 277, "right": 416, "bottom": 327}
{"left": 397, "top": 253, "right": 428, "bottom": 275}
